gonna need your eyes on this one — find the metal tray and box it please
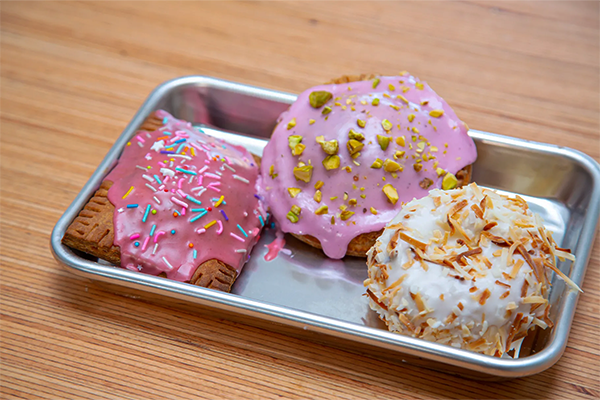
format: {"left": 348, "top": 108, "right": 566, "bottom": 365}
{"left": 51, "top": 76, "right": 600, "bottom": 379}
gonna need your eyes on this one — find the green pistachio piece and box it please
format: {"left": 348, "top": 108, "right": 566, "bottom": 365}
{"left": 287, "top": 188, "right": 301, "bottom": 198}
{"left": 293, "top": 165, "right": 313, "bottom": 182}
{"left": 322, "top": 155, "right": 341, "bottom": 170}
{"left": 370, "top": 207, "right": 378, "bottom": 215}
{"left": 348, "top": 129, "right": 365, "bottom": 141}
{"left": 292, "top": 143, "right": 305, "bottom": 156}
{"left": 309, "top": 91, "right": 333, "bottom": 108}
{"left": 314, "top": 180, "right": 324, "bottom": 189}
{"left": 314, "top": 190, "right": 322, "bottom": 202}
{"left": 357, "top": 119, "right": 366, "bottom": 128}
{"left": 377, "top": 135, "right": 390, "bottom": 151}
{"left": 429, "top": 109, "right": 444, "bottom": 118}
{"left": 382, "top": 184, "right": 399, "bottom": 204}
{"left": 397, "top": 95, "right": 409, "bottom": 104}
{"left": 287, "top": 118, "right": 296, "bottom": 130}
{"left": 383, "top": 159, "right": 401, "bottom": 172}
{"left": 442, "top": 172, "right": 458, "bottom": 190}
{"left": 286, "top": 211, "right": 299, "bottom": 223}
{"left": 370, "top": 158, "right": 383, "bottom": 169}
{"left": 288, "top": 135, "right": 303, "bottom": 150}
{"left": 340, "top": 210, "right": 355, "bottom": 221}
{"left": 419, "top": 178, "right": 434, "bottom": 189}
{"left": 372, "top": 78, "right": 380, "bottom": 89}
{"left": 381, "top": 119, "right": 393, "bottom": 131}
{"left": 315, "top": 205, "right": 328, "bottom": 215}
{"left": 291, "top": 205, "right": 302, "bottom": 215}
{"left": 322, "top": 106, "right": 332, "bottom": 115}
{"left": 371, "top": 98, "right": 380, "bottom": 106}
{"left": 320, "top": 139, "right": 339, "bottom": 155}
{"left": 396, "top": 136, "right": 406, "bottom": 146}
{"left": 436, "top": 167, "right": 446, "bottom": 176}
{"left": 269, "top": 165, "right": 278, "bottom": 179}
{"left": 346, "top": 139, "right": 364, "bottom": 155}
{"left": 315, "top": 135, "right": 325, "bottom": 144}
{"left": 415, "top": 82, "right": 424, "bottom": 90}
{"left": 348, "top": 199, "right": 357, "bottom": 206}
{"left": 407, "top": 114, "right": 415, "bottom": 123}
{"left": 413, "top": 163, "right": 423, "bottom": 172}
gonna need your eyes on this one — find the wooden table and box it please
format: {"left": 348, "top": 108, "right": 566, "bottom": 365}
{"left": 1, "top": 1, "right": 598, "bottom": 398}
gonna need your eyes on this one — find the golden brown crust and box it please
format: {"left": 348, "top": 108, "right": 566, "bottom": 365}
{"left": 61, "top": 111, "right": 245, "bottom": 292}
{"left": 290, "top": 74, "right": 474, "bottom": 258}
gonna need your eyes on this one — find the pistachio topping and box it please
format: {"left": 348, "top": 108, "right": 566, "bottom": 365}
{"left": 348, "top": 199, "right": 357, "bottom": 206}
{"left": 383, "top": 159, "right": 401, "bottom": 172}
{"left": 315, "top": 205, "right": 328, "bottom": 215}
{"left": 413, "top": 163, "right": 423, "bottom": 172}
{"left": 293, "top": 165, "right": 313, "bottom": 182}
{"left": 322, "top": 155, "right": 341, "bottom": 170}
{"left": 442, "top": 172, "right": 458, "bottom": 190}
{"left": 429, "top": 109, "right": 444, "bottom": 118}
{"left": 412, "top": 127, "right": 420, "bottom": 134}
{"left": 370, "top": 207, "right": 378, "bottom": 215}
{"left": 286, "top": 211, "right": 299, "bottom": 223}
{"left": 320, "top": 139, "right": 339, "bottom": 155}
{"left": 372, "top": 98, "right": 380, "bottom": 106}
{"left": 377, "top": 135, "right": 391, "bottom": 151}
{"left": 309, "top": 119, "right": 316, "bottom": 125}
{"left": 309, "top": 91, "right": 333, "bottom": 108}
{"left": 292, "top": 143, "right": 305, "bottom": 156}
{"left": 291, "top": 205, "right": 301, "bottom": 215}
{"left": 396, "top": 136, "right": 406, "bottom": 147}
{"left": 315, "top": 135, "right": 325, "bottom": 144}
{"left": 371, "top": 158, "right": 383, "bottom": 169}
{"left": 381, "top": 119, "right": 393, "bottom": 131}
{"left": 382, "top": 184, "right": 399, "bottom": 204}
{"left": 322, "top": 106, "right": 332, "bottom": 115}
{"left": 372, "top": 78, "right": 380, "bottom": 88}
{"left": 408, "top": 114, "right": 415, "bottom": 123}
{"left": 287, "top": 118, "right": 297, "bottom": 130}
{"left": 314, "top": 180, "right": 324, "bottom": 189}
{"left": 314, "top": 190, "right": 322, "bottom": 202}
{"left": 397, "top": 95, "right": 409, "bottom": 104}
{"left": 395, "top": 150, "right": 406, "bottom": 159}
{"left": 388, "top": 84, "right": 396, "bottom": 91}
{"left": 288, "top": 135, "right": 302, "bottom": 150}
{"left": 269, "top": 165, "right": 278, "bottom": 179}
{"left": 347, "top": 139, "right": 364, "bottom": 155}
{"left": 288, "top": 188, "right": 301, "bottom": 198}
{"left": 419, "top": 178, "right": 433, "bottom": 189}
{"left": 415, "top": 82, "right": 424, "bottom": 90}
{"left": 357, "top": 119, "right": 366, "bottom": 128}
{"left": 348, "top": 129, "right": 365, "bottom": 141}
{"left": 340, "top": 210, "right": 355, "bottom": 221}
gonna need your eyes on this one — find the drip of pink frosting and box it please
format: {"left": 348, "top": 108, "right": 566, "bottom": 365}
{"left": 259, "top": 74, "right": 477, "bottom": 259}
{"left": 264, "top": 230, "right": 286, "bottom": 261}
{"left": 106, "top": 110, "right": 266, "bottom": 281}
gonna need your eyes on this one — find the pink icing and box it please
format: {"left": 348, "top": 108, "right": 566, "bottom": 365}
{"left": 264, "top": 230, "right": 286, "bottom": 261}
{"left": 260, "top": 74, "right": 477, "bottom": 259}
{"left": 106, "top": 110, "right": 267, "bottom": 281}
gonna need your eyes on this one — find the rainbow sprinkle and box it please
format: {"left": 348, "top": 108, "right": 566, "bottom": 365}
{"left": 142, "top": 204, "right": 151, "bottom": 222}
{"left": 122, "top": 186, "right": 134, "bottom": 199}
{"left": 237, "top": 224, "right": 248, "bottom": 238}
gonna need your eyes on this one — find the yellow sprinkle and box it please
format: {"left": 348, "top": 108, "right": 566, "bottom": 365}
{"left": 127, "top": 142, "right": 131, "bottom": 146}
{"left": 215, "top": 195, "right": 225, "bottom": 207}
{"left": 122, "top": 186, "right": 134, "bottom": 199}
{"left": 191, "top": 147, "right": 196, "bottom": 156}
{"left": 204, "top": 220, "right": 217, "bottom": 229}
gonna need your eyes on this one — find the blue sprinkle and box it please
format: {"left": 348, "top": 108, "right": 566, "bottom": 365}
{"left": 150, "top": 224, "right": 157, "bottom": 236}
{"left": 211, "top": 198, "right": 219, "bottom": 202}
{"left": 190, "top": 208, "right": 206, "bottom": 212}
{"left": 126, "top": 204, "right": 138, "bottom": 208}
{"left": 237, "top": 224, "right": 248, "bottom": 238}
{"left": 142, "top": 204, "right": 151, "bottom": 222}
{"left": 153, "top": 174, "right": 163, "bottom": 185}
{"left": 222, "top": 145, "right": 226, "bottom": 149}
{"left": 190, "top": 210, "right": 207, "bottom": 222}
{"left": 173, "top": 139, "right": 186, "bottom": 144}
{"left": 176, "top": 167, "right": 197, "bottom": 175}
{"left": 220, "top": 210, "right": 229, "bottom": 221}
{"left": 163, "top": 131, "right": 172, "bottom": 136}
{"left": 186, "top": 196, "right": 202, "bottom": 205}
{"left": 160, "top": 150, "right": 174, "bottom": 154}
{"left": 193, "top": 249, "right": 197, "bottom": 259}
{"left": 270, "top": 222, "right": 275, "bottom": 229}
{"left": 134, "top": 242, "right": 140, "bottom": 247}
{"left": 259, "top": 215, "right": 264, "bottom": 227}
{"left": 176, "top": 143, "right": 185, "bottom": 154}
{"left": 162, "top": 117, "right": 168, "bottom": 124}
{"left": 171, "top": 229, "right": 176, "bottom": 234}
{"left": 254, "top": 194, "right": 261, "bottom": 200}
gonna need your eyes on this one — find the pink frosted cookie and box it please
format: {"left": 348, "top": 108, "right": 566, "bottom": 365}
{"left": 63, "top": 110, "right": 266, "bottom": 292}
{"left": 260, "top": 74, "right": 477, "bottom": 259}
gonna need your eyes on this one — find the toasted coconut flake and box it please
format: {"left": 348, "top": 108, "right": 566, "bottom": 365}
{"left": 410, "top": 292, "right": 427, "bottom": 313}
{"left": 398, "top": 313, "right": 416, "bottom": 333}
{"left": 445, "top": 312, "right": 457, "bottom": 324}
{"left": 457, "top": 302, "right": 464, "bottom": 311}
{"left": 517, "top": 244, "right": 544, "bottom": 284}
{"left": 387, "top": 222, "right": 407, "bottom": 231}
{"left": 522, "top": 295, "right": 547, "bottom": 304}
{"left": 482, "top": 221, "right": 497, "bottom": 231}
{"left": 455, "top": 247, "right": 482, "bottom": 265}
{"left": 555, "top": 249, "right": 576, "bottom": 262}
{"left": 479, "top": 289, "right": 492, "bottom": 305}
{"left": 448, "top": 199, "right": 469, "bottom": 217}
{"left": 495, "top": 280, "right": 511, "bottom": 289}
{"left": 482, "top": 256, "right": 493, "bottom": 268}
{"left": 543, "top": 260, "right": 582, "bottom": 293}
{"left": 387, "top": 229, "right": 401, "bottom": 254}
{"left": 398, "top": 232, "right": 427, "bottom": 251}
{"left": 384, "top": 274, "right": 408, "bottom": 293}
{"left": 520, "top": 280, "right": 529, "bottom": 298}
{"left": 532, "top": 317, "right": 548, "bottom": 329}
{"left": 510, "top": 259, "right": 525, "bottom": 279}
{"left": 469, "top": 286, "right": 478, "bottom": 293}
{"left": 505, "top": 313, "right": 524, "bottom": 352}
{"left": 480, "top": 195, "right": 488, "bottom": 211}
{"left": 471, "top": 204, "right": 484, "bottom": 219}
{"left": 483, "top": 231, "right": 511, "bottom": 247}
{"left": 366, "top": 288, "right": 388, "bottom": 310}
{"left": 433, "top": 196, "right": 442, "bottom": 208}
{"left": 500, "top": 290, "right": 511, "bottom": 299}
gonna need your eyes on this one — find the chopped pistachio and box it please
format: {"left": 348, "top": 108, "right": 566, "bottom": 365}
{"left": 315, "top": 135, "right": 325, "bottom": 144}
{"left": 442, "top": 172, "right": 458, "bottom": 190}
{"left": 348, "top": 199, "right": 357, "bottom": 206}
{"left": 397, "top": 95, "right": 409, "bottom": 104}
{"left": 322, "top": 155, "right": 341, "bottom": 170}
{"left": 293, "top": 165, "right": 313, "bottom": 182}
{"left": 291, "top": 205, "right": 302, "bottom": 215}
{"left": 288, "top": 135, "right": 303, "bottom": 150}
{"left": 330, "top": 196, "right": 338, "bottom": 200}
{"left": 383, "top": 159, "right": 401, "bottom": 172}
{"left": 372, "top": 78, "right": 380, "bottom": 88}
{"left": 412, "top": 127, "right": 420, "bottom": 134}
{"left": 340, "top": 210, "right": 355, "bottom": 221}
{"left": 292, "top": 143, "right": 305, "bottom": 156}
{"left": 389, "top": 104, "right": 400, "bottom": 111}
{"left": 351, "top": 152, "right": 361, "bottom": 159}
{"left": 334, "top": 102, "right": 342, "bottom": 106}
{"left": 315, "top": 205, "right": 328, "bottom": 215}
{"left": 383, "top": 93, "right": 391, "bottom": 98}
{"left": 381, "top": 119, "right": 393, "bottom": 131}
{"left": 370, "top": 207, "right": 378, "bottom": 215}
{"left": 343, "top": 166, "right": 352, "bottom": 173}
{"left": 286, "top": 211, "right": 299, "bottom": 223}
{"left": 395, "top": 150, "right": 406, "bottom": 158}
{"left": 399, "top": 70, "right": 409, "bottom": 76}
{"left": 347, "top": 139, "right": 364, "bottom": 155}
{"left": 269, "top": 165, "right": 278, "bottom": 179}
{"left": 314, "top": 180, "right": 324, "bottom": 189}
{"left": 421, "top": 100, "right": 429, "bottom": 106}
{"left": 371, "top": 98, "right": 380, "bottom": 106}
{"left": 408, "top": 114, "right": 415, "bottom": 123}
{"left": 396, "top": 136, "right": 406, "bottom": 147}
{"left": 309, "top": 91, "right": 333, "bottom": 108}
{"left": 370, "top": 158, "right": 383, "bottom": 169}
{"left": 320, "top": 139, "right": 339, "bottom": 155}
{"left": 429, "top": 109, "right": 444, "bottom": 118}
{"left": 388, "top": 84, "right": 395, "bottom": 91}
{"left": 382, "top": 184, "right": 399, "bottom": 204}
{"left": 343, "top": 192, "right": 349, "bottom": 200}
{"left": 287, "top": 118, "right": 297, "bottom": 130}
{"left": 415, "top": 82, "right": 424, "bottom": 90}
{"left": 413, "top": 163, "right": 423, "bottom": 172}
{"left": 357, "top": 119, "right": 366, "bottom": 128}
{"left": 314, "top": 190, "right": 322, "bottom": 202}
{"left": 309, "top": 119, "right": 316, "bottom": 125}
{"left": 419, "top": 178, "right": 434, "bottom": 189}
{"left": 377, "top": 135, "right": 391, "bottom": 151}
{"left": 348, "top": 129, "right": 365, "bottom": 141}
{"left": 322, "top": 106, "right": 332, "bottom": 115}
{"left": 416, "top": 141, "right": 426, "bottom": 152}
{"left": 288, "top": 188, "right": 301, "bottom": 198}
{"left": 331, "top": 216, "right": 335, "bottom": 224}
{"left": 402, "top": 86, "right": 410, "bottom": 93}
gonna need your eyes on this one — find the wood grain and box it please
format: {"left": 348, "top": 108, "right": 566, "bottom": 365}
{"left": 1, "top": 1, "right": 599, "bottom": 398}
